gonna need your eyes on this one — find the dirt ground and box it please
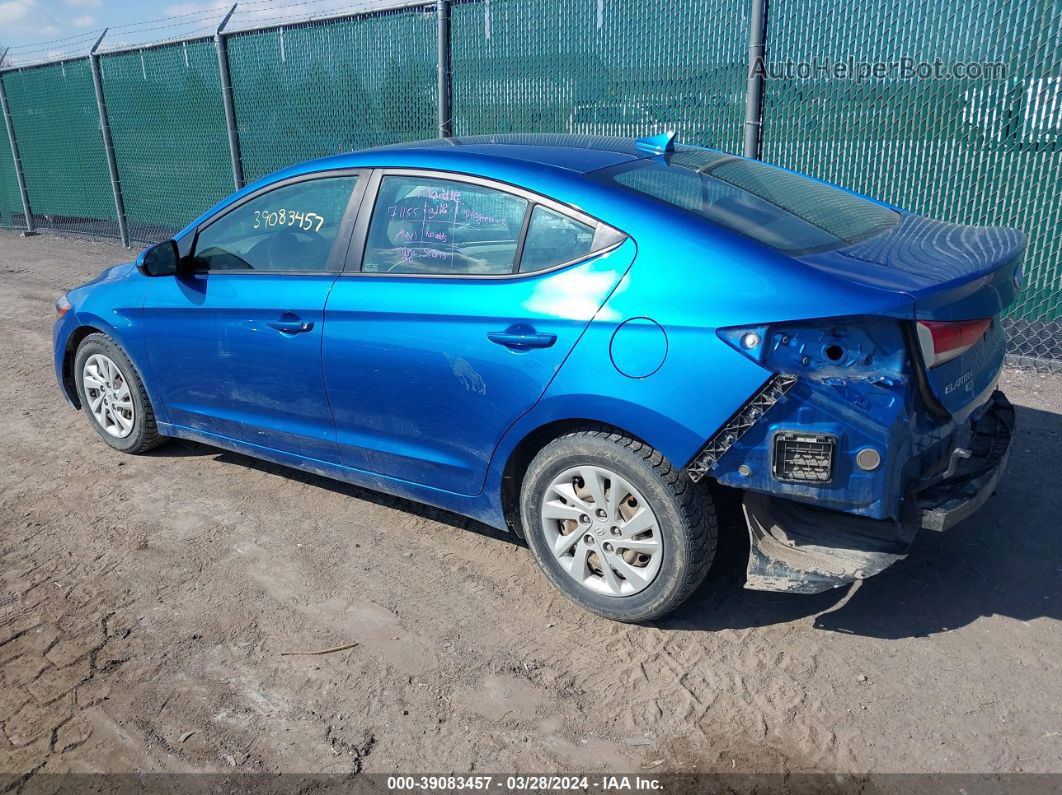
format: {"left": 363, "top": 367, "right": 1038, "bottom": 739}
{"left": 0, "top": 230, "right": 1060, "bottom": 781}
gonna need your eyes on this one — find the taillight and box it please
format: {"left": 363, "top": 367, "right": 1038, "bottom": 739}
{"left": 916, "top": 318, "right": 992, "bottom": 368}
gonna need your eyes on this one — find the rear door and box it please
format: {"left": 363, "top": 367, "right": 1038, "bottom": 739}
{"left": 142, "top": 171, "right": 365, "bottom": 461}
{"left": 321, "top": 169, "right": 633, "bottom": 495}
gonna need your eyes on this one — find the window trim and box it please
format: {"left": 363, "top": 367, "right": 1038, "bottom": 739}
{"left": 186, "top": 168, "right": 370, "bottom": 276}
{"left": 343, "top": 167, "right": 627, "bottom": 280}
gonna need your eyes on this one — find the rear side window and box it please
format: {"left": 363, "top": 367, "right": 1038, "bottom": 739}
{"left": 193, "top": 175, "right": 357, "bottom": 272}
{"left": 593, "top": 149, "right": 899, "bottom": 255}
{"left": 363, "top": 176, "right": 528, "bottom": 275}
{"left": 520, "top": 206, "right": 595, "bottom": 273}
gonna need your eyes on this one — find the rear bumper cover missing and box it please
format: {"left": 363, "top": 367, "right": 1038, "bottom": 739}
{"left": 743, "top": 390, "right": 1014, "bottom": 594}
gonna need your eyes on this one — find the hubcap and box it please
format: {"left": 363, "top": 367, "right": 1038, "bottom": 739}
{"left": 540, "top": 465, "right": 663, "bottom": 597}
{"left": 82, "top": 354, "right": 134, "bottom": 439}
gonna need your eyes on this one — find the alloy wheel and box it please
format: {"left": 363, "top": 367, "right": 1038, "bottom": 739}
{"left": 82, "top": 353, "right": 135, "bottom": 439}
{"left": 539, "top": 465, "right": 663, "bottom": 597}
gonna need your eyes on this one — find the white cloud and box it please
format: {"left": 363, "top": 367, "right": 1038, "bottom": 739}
{"left": 71, "top": 13, "right": 94, "bottom": 26}
{"left": 160, "top": 0, "right": 391, "bottom": 29}
{"left": 64, "top": 0, "right": 103, "bottom": 6}
{"left": 162, "top": 0, "right": 228, "bottom": 14}
{"left": 0, "top": 0, "right": 35, "bottom": 26}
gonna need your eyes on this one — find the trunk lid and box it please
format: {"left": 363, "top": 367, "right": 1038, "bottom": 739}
{"left": 799, "top": 215, "right": 1026, "bottom": 418}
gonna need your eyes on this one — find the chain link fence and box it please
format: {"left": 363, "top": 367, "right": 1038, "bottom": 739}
{"left": 451, "top": 0, "right": 748, "bottom": 151}
{"left": 0, "top": 115, "right": 20, "bottom": 229}
{"left": 100, "top": 40, "right": 234, "bottom": 242}
{"left": 1, "top": 59, "right": 118, "bottom": 237}
{"left": 761, "top": 0, "right": 1062, "bottom": 368}
{"left": 227, "top": 7, "right": 437, "bottom": 182}
{"left": 0, "top": 0, "right": 1059, "bottom": 367}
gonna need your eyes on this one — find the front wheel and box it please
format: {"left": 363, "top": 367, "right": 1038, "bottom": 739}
{"left": 520, "top": 429, "right": 716, "bottom": 622}
{"left": 73, "top": 333, "right": 166, "bottom": 454}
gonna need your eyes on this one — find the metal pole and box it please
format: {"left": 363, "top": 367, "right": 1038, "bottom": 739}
{"left": 0, "top": 57, "right": 38, "bottom": 236}
{"left": 90, "top": 30, "right": 130, "bottom": 247}
{"left": 742, "top": 0, "right": 768, "bottom": 159}
{"left": 215, "top": 4, "right": 244, "bottom": 190}
{"left": 436, "top": 0, "right": 452, "bottom": 138}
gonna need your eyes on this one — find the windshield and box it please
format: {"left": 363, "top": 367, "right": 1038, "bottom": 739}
{"left": 592, "top": 149, "right": 899, "bottom": 255}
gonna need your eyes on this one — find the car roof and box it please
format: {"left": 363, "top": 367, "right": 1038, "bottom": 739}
{"left": 182, "top": 134, "right": 677, "bottom": 238}
{"left": 304, "top": 134, "right": 653, "bottom": 176}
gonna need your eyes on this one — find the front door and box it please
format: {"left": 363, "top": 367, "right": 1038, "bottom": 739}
{"left": 142, "top": 171, "right": 363, "bottom": 463}
{"left": 322, "top": 171, "right": 633, "bottom": 495}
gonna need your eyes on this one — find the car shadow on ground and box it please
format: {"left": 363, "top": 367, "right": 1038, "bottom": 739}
{"left": 149, "top": 404, "right": 1062, "bottom": 640}
{"left": 149, "top": 440, "right": 520, "bottom": 547}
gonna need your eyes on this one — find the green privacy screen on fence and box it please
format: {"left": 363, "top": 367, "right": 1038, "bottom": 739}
{"left": 761, "top": 0, "right": 1062, "bottom": 361}
{"left": 227, "top": 8, "right": 438, "bottom": 183}
{"left": 1, "top": 60, "right": 117, "bottom": 236}
{"left": 101, "top": 40, "right": 234, "bottom": 242}
{"left": 0, "top": 0, "right": 1059, "bottom": 364}
{"left": 452, "top": 0, "right": 748, "bottom": 154}
{"left": 0, "top": 120, "right": 20, "bottom": 230}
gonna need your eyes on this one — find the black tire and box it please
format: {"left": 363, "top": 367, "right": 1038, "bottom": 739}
{"left": 520, "top": 429, "right": 716, "bottom": 623}
{"left": 73, "top": 333, "right": 167, "bottom": 454}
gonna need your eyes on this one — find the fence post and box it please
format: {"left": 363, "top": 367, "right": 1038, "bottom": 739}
{"left": 215, "top": 4, "right": 244, "bottom": 190}
{"left": 89, "top": 30, "right": 130, "bottom": 247}
{"left": 436, "top": 0, "right": 453, "bottom": 137}
{"left": 0, "top": 58, "right": 38, "bottom": 236}
{"left": 742, "top": 0, "right": 768, "bottom": 159}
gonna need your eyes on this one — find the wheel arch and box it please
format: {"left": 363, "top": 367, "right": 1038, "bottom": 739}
{"left": 61, "top": 319, "right": 163, "bottom": 424}
{"left": 61, "top": 325, "right": 107, "bottom": 409}
{"left": 497, "top": 418, "right": 655, "bottom": 538}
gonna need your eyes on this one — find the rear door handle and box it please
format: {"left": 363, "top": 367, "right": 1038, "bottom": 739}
{"left": 267, "top": 320, "right": 314, "bottom": 334}
{"left": 487, "top": 329, "right": 557, "bottom": 350}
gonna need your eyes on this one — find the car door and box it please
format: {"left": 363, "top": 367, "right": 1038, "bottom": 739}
{"left": 142, "top": 170, "right": 366, "bottom": 463}
{"left": 321, "top": 169, "right": 633, "bottom": 495}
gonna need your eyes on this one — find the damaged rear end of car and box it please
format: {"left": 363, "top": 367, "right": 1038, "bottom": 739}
{"left": 588, "top": 143, "right": 1025, "bottom": 598}
{"left": 692, "top": 218, "right": 1024, "bottom": 594}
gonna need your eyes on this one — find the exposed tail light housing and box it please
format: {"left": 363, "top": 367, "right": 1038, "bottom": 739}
{"left": 916, "top": 318, "right": 992, "bottom": 368}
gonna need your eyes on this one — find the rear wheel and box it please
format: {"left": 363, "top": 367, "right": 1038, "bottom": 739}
{"left": 520, "top": 429, "right": 716, "bottom": 622}
{"left": 74, "top": 333, "right": 166, "bottom": 454}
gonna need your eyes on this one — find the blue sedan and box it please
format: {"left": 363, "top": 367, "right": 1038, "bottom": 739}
{"left": 52, "top": 134, "right": 1022, "bottom": 621}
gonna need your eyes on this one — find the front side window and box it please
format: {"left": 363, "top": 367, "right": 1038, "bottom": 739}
{"left": 193, "top": 175, "right": 357, "bottom": 272}
{"left": 362, "top": 176, "right": 528, "bottom": 275}
{"left": 520, "top": 205, "right": 595, "bottom": 272}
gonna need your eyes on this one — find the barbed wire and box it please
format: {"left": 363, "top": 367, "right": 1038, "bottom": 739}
{"left": 1, "top": 0, "right": 410, "bottom": 67}
{"left": 6, "top": 29, "right": 104, "bottom": 50}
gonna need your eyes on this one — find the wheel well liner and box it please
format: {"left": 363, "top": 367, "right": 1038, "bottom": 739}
{"left": 62, "top": 325, "right": 105, "bottom": 409}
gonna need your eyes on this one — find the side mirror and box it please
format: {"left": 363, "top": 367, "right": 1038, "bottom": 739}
{"left": 136, "top": 240, "right": 181, "bottom": 277}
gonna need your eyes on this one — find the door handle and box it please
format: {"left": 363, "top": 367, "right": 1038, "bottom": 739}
{"left": 267, "top": 319, "right": 314, "bottom": 334}
{"left": 487, "top": 329, "right": 557, "bottom": 350}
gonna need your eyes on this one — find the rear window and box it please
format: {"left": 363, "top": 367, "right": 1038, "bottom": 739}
{"left": 593, "top": 149, "right": 899, "bottom": 255}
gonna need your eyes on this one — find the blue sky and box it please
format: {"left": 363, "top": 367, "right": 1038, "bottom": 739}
{"left": 2, "top": 0, "right": 154, "bottom": 48}
{"left": 0, "top": 0, "right": 373, "bottom": 62}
